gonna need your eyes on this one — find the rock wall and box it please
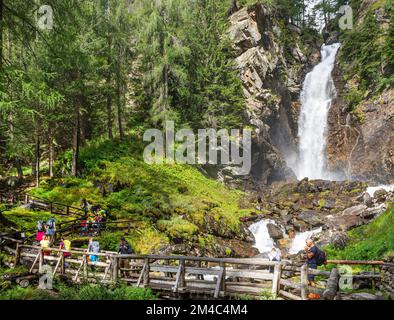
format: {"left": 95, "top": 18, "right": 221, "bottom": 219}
{"left": 326, "top": 1, "right": 394, "bottom": 184}
{"left": 226, "top": 4, "right": 321, "bottom": 189}
{"left": 327, "top": 84, "right": 394, "bottom": 183}
{"left": 381, "top": 256, "right": 394, "bottom": 299}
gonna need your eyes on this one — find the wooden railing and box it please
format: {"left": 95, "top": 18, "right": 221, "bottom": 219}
{"left": 0, "top": 236, "right": 386, "bottom": 300}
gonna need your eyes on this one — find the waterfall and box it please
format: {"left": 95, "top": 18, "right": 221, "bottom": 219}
{"left": 289, "top": 227, "right": 322, "bottom": 255}
{"left": 294, "top": 43, "right": 341, "bottom": 180}
{"left": 248, "top": 219, "right": 279, "bottom": 254}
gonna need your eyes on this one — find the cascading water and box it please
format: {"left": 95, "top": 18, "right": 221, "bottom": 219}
{"left": 289, "top": 227, "right": 322, "bottom": 255}
{"left": 248, "top": 219, "right": 284, "bottom": 254}
{"left": 293, "top": 43, "right": 341, "bottom": 180}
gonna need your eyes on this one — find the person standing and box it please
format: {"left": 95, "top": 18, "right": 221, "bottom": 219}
{"left": 46, "top": 217, "right": 56, "bottom": 244}
{"left": 304, "top": 239, "right": 318, "bottom": 286}
{"left": 118, "top": 237, "right": 133, "bottom": 278}
{"left": 87, "top": 238, "right": 100, "bottom": 271}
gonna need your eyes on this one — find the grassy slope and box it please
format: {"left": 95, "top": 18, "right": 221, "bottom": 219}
{"left": 20, "top": 136, "right": 254, "bottom": 254}
{"left": 325, "top": 205, "right": 394, "bottom": 261}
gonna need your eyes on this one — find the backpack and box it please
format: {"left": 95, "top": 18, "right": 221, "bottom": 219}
{"left": 37, "top": 221, "right": 44, "bottom": 232}
{"left": 63, "top": 240, "right": 71, "bottom": 251}
{"left": 315, "top": 247, "right": 327, "bottom": 266}
{"left": 91, "top": 241, "right": 100, "bottom": 253}
{"left": 47, "top": 218, "right": 55, "bottom": 229}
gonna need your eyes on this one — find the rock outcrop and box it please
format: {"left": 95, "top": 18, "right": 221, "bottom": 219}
{"left": 326, "top": 0, "right": 394, "bottom": 184}
{"left": 327, "top": 82, "right": 394, "bottom": 184}
{"left": 225, "top": 4, "right": 321, "bottom": 188}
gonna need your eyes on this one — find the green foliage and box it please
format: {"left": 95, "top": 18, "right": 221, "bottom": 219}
{"left": 0, "top": 281, "right": 157, "bottom": 300}
{"left": 157, "top": 216, "right": 199, "bottom": 239}
{"left": 1, "top": 207, "right": 70, "bottom": 233}
{"left": 325, "top": 205, "right": 394, "bottom": 261}
{"left": 55, "top": 283, "right": 157, "bottom": 300}
{"left": 339, "top": 1, "right": 393, "bottom": 99}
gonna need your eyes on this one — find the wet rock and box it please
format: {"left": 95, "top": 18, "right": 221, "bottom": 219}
{"left": 350, "top": 293, "right": 380, "bottom": 300}
{"left": 267, "top": 223, "right": 283, "bottom": 240}
{"left": 329, "top": 232, "right": 349, "bottom": 250}
{"left": 298, "top": 210, "right": 324, "bottom": 228}
{"left": 342, "top": 205, "right": 368, "bottom": 217}
{"left": 292, "top": 219, "right": 308, "bottom": 232}
{"left": 328, "top": 215, "right": 364, "bottom": 232}
{"left": 373, "top": 189, "right": 387, "bottom": 201}
{"left": 323, "top": 199, "right": 336, "bottom": 210}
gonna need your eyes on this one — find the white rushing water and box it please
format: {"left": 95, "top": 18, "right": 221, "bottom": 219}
{"left": 289, "top": 227, "right": 322, "bottom": 255}
{"left": 294, "top": 43, "right": 341, "bottom": 180}
{"left": 248, "top": 219, "right": 282, "bottom": 254}
{"left": 366, "top": 185, "right": 394, "bottom": 197}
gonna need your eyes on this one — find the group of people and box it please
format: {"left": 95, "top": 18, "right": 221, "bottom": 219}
{"left": 80, "top": 199, "right": 109, "bottom": 236}
{"left": 35, "top": 218, "right": 56, "bottom": 245}
{"left": 87, "top": 237, "right": 133, "bottom": 275}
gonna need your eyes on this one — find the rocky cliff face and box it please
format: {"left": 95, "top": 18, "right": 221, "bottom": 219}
{"left": 326, "top": 1, "right": 394, "bottom": 184}
{"left": 227, "top": 4, "right": 321, "bottom": 189}
{"left": 327, "top": 83, "right": 394, "bottom": 183}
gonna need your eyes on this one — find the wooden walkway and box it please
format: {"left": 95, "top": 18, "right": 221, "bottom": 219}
{"left": 0, "top": 192, "right": 386, "bottom": 300}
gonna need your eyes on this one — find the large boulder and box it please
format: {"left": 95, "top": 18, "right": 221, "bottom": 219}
{"left": 267, "top": 223, "right": 283, "bottom": 240}
{"left": 298, "top": 210, "right": 324, "bottom": 228}
{"left": 329, "top": 232, "right": 349, "bottom": 249}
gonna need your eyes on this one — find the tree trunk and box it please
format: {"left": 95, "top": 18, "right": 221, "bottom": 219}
{"left": 71, "top": 100, "right": 81, "bottom": 177}
{"left": 35, "top": 134, "right": 40, "bottom": 188}
{"left": 48, "top": 126, "right": 54, "bottom": 178}
{"left": 106, "top": 37, "right": 113, "bottom": 140}
{"left": 0, "top": 0, "right": 3, "bottom": 70}
{"left": 116, "top": 48, "right": 124, "bottom": 140}
{"left": 14, "top": 158, "right": 23, "bottom": 180}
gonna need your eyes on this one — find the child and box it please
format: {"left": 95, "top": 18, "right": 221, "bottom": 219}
{"left": 40, "top": 235, "right": 51, "bottom": 256}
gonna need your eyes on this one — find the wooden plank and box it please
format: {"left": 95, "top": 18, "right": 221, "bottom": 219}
{"left": 73, "top": 260, "right": 85, "bottom": 281}
{"left": 150, "top": 265, "right": 178, "bottom": 273}
{"left": 137, "top": 261, "right": 147, "bottom": 287}
{"left": 300, "top": 264, "right": 309, "bottom": 300}
{"left": 279, "top": 290, "right": 302, "bottom": 300}
{"left": 271, "top": 263, "right": 282, "bottom": 297}
{"left": 327, "top": 260, "right": 384, "bottom": 265}
{"left": 53, "top": 255, "right": 63, "bottom": 276}
{"left": 29, "top": 252, "right": 40, "bottom": 273}
{"left": 214, "top": 266, "right": 225, "bottom": 299}
{"left": 173, "top": 260, "right": 185, "bottom": 293}
{"left": 186, "top": 267, "right": 221, "bottom": 276}
{"left": 323, "top": 268, "right": 339, "bottom": 300}
{"left": 226, "top": 284, "right": 269, "bottom": 295}
{"left": 225, "top": 269, "right": 273, "bottom": 281}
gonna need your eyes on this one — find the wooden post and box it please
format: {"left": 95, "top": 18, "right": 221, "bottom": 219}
{"left": 111, "top": 256, "right": 118, "bottom": 282}
{"left": 38, "top": 249, "right": 44, "bottom": 273}
{"left": 83, "top": 254, "right": 88, "bottom": 278}
{"left": 127, "top": 222, "right": 130, "bottom": 235}
{"left": 50, "top": 203, "right": 53, "bottom": 214}
{"left": 14, "top": 243, "right": 21, "bottom": 267}
{"left": 323, "top": 268, "right": 339, "bottom": 300}
{"left": 301, "top": 264, "right": 309, "bottom": 300}
{"left": 66, "top": 206, "right": 70, "bottom": 215}
{"left": 24, "top": 194, "right": 29, "bottom": 204}
{"left": 60, "top": 253, "right": 66, "bottom": 275}
{"left": 220, "top": 262, "right": 226, "bottom": 293}
{"left": 143, "top": 258, "right": 150, "bottom": 287}
{"left": 272, "top": 263, "right": 282, "bottom": 297}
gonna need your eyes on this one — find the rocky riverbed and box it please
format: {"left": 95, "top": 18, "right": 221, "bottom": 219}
{"left": 241, "top": 178, "right": 393, "bottom": 258}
